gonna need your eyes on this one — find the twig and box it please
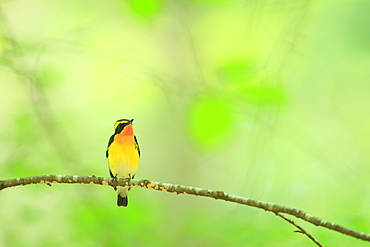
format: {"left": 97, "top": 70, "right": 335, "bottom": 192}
{"left": 275, "top": 212, "right": 323, "bottom": 247}
{"left": 0, "top": 174, "right": 369, "bottom": 243}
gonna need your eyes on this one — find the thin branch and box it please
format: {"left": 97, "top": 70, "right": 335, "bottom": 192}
{"left": 1, "top": 174, "right": 369, "bottom": 243}
{"left": 275, "top": 212, "right": 323, "bottom": 247}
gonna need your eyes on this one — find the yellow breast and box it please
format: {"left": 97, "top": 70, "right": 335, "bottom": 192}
{"left": 108, "top": 134, "right": 139, "bottom": 178}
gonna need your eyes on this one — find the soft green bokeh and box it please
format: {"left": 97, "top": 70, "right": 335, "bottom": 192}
{"left": 126, "top": 0, "right": 163, "bottom": 18}
{"left": 188, "top": 95, "right": 235, "bottom": 147}
{"left": 1, "top": 0, "right": 370, "bottom": 246}
{"left": 217, "top": 59, "right": 258, "bottom": 85}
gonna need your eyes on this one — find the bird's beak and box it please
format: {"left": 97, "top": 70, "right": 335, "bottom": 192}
{"left": 129, "top": 119, "right": 134, "bottom": 124}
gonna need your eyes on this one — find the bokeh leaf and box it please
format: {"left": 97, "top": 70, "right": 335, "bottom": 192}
{"left": 217, "top": 60, "right": 258, "bottom": 85}
{"left": 188, "top": 96, "right": 235, "bottom": 147}
{"left": 127, "top": 0, "right": 163, "bottom": 18}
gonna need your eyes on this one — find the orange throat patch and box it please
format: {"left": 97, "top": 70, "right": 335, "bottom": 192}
{"left": 115, "top": 125, "right": 135, "bottom": 144}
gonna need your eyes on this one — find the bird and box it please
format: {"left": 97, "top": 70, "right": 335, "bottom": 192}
{"left": 106, "top": 119, "right": 140, "bottom": 207}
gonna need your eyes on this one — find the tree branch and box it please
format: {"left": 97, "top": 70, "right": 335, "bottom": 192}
{"left": 1, "top": 174, "right": 369, "bottom": 243}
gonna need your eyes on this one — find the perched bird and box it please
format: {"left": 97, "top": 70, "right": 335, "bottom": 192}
{"left": 106, "top": 119, "right": 140, "bottom": 207}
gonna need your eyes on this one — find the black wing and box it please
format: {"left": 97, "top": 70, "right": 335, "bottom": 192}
{"left": 134, "top": 135, "right": 140, "bottom": 157}
{"left": 106, "top": 134, "right": 115, "bottom": 158}
{"left": 106, "top": 134, "right": 115, "bottom": 178}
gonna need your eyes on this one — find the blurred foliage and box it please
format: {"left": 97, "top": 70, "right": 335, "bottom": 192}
{"left": 188, "top": 95, "right": 235, "bottom": 147}
{"left": 239, "top": 85, "right": 286, "bottom": 105}
{"left": 1, "top": 0, "right": 370, "bottom": 246}
{"left": 217, "top": 59, "right": 258, "bottom": 85}
{"left": 126, "top": 0, "right": 164, "bottom": 19}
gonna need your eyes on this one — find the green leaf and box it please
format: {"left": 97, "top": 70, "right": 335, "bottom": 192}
{"left": 188, "top": 96, "right": 235, "bottom": 147}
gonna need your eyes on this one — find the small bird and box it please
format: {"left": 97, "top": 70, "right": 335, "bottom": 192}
{"left": 106, "top": 119, "right": 140, "bottom": 207}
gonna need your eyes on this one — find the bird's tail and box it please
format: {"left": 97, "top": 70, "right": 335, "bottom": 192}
{"left": 117, "top": 186, "right": 129, "bottom": 207}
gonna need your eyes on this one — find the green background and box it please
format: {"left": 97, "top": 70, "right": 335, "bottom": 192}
{"left": 1, "top": 0, "right": 370, "bottom": 246}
